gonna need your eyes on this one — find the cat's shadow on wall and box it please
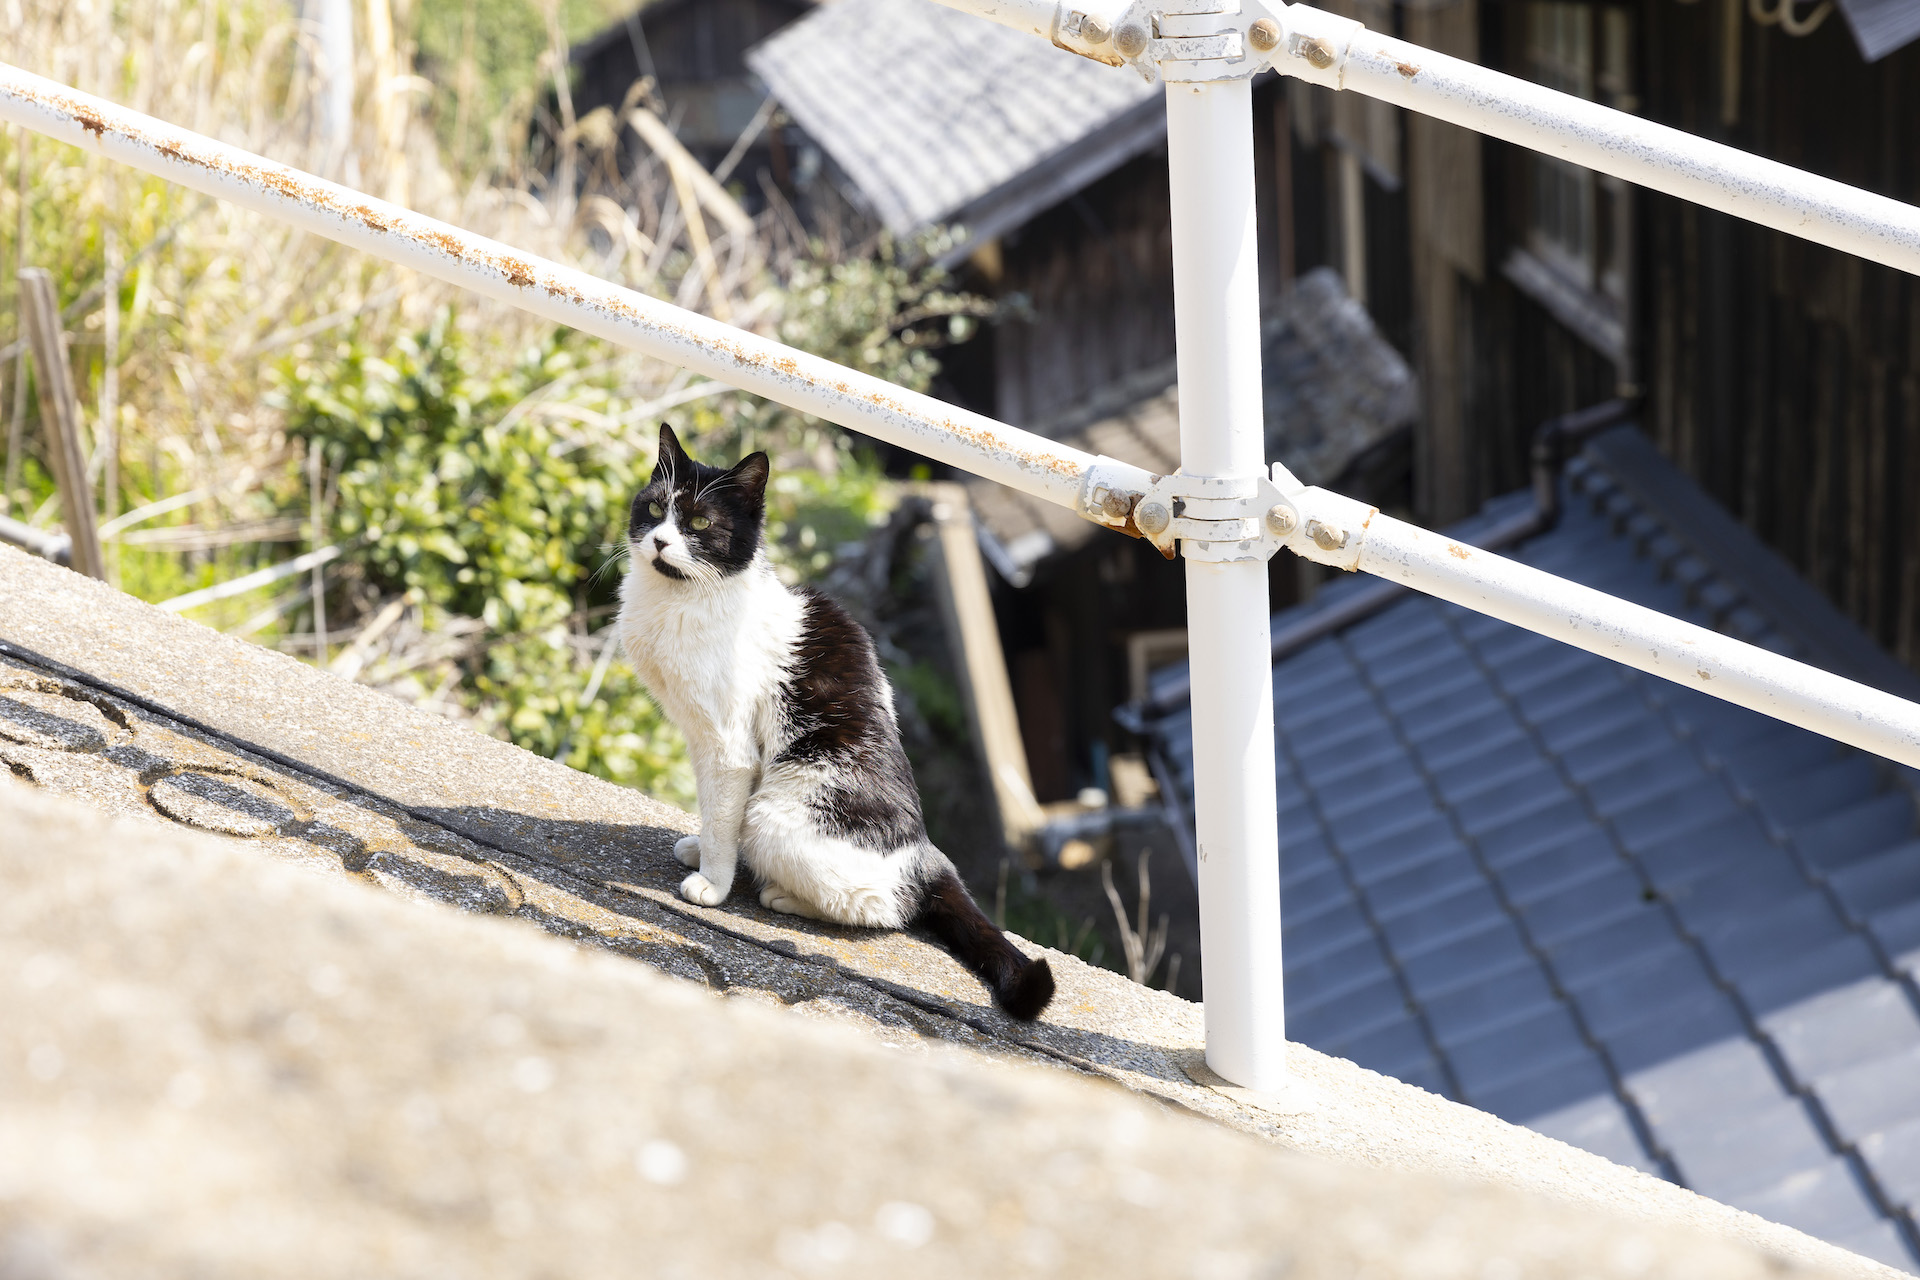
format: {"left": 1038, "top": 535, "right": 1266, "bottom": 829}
{"left": 417, "top": 805, "right": 1197, "bottom": 1078}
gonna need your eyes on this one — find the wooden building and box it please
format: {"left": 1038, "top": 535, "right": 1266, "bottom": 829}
{"left": 1290, "top": 0, "right": 1920, "bottom": 669}
{"left": 567, "top": 0, "right": 811, "bottom": 176}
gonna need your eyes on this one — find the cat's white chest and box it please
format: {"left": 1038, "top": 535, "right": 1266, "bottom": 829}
{"left": 617, "top": 561, "right": 799, "bottom": 751}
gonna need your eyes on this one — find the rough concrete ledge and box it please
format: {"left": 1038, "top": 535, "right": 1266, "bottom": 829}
{"left": 0, "top": 543, "right": 1903, "bottom": 1279}
{"left": 0, "top": 781, "right": 1873, "bottom": 1279}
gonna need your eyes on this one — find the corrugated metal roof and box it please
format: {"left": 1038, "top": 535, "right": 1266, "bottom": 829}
{"left": 1145, "top": 429, "right": 1920, "bottom": 1270}
{"left": 746, "top": 0, "right": 1162, "bottom": 242}
{"left": 972, "top": 269, "right": 1417, "bottom": 584}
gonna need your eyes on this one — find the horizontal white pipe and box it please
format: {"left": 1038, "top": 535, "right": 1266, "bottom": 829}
{"left": 924, "top": 0, "right": 1059, "bottom": 38}
{"left": 157, "top": 544, "right": 342, "bottom": 613}
{"left": 1277, "top": 4, "right": 1920, "bottom": 278}
{"left": 1357, "top": 513, "right": 1920, "bottom": 770}
{"left": 0, "top": 64, "right": 1138, "bottom": 515}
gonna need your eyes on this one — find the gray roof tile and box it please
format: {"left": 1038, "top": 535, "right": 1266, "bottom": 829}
{"left": 1285, "top": 934, "right": 1398, "bottom": 1007}
{"left": 1609, "top": 787, "right": 1745, "bottom": 853}
{"left": 1636, "top": 812, "right": 1773, "bottom": 890}
{"left": 1286, "top": 862, "right": 1359, "bottom": 918}
{"left": 1557, "top": 719, "right": 1690, "bottom": 777}
{"left": 1340, "top": 1017, "right": 1445, "bottom": 1080}
{"left": 1668, "top": 849, "right": 1813, "bottom": 927}
{"left": 1468, "top": 796, "right": 1591, "bottom": 859}
{"left": 1829, "top": 841, "right": 1920, "bottom": 924}
{"left": 1342, "top": 820, "right": 1469, "bottom": 884}
{"left": 1286, "top": 973, "right": 1411, "bottom": 1042}
{"left": 1729, "top": 1159, "right": 1892, "bottom": 1247}
{"left": 1420, "top": 960, "right": 1562, "bottom": 1043}
{"left": 1527, "top": 1092, "right": 1661, "bottom": 1172}
{"left": 1471, "top": 1054, "right": 1617, "bottom": 1128}
{"left": 1760, "top": 977, "right": 1920, "bottom": 1079}
{"left": 1284, "top": 899, "right": 1377, "bottom": 963}
{"left": 1598, "top": 991, "right": 1748, "bottom": 1075}
{"left": 1796, "top": 793, "right": 1918, "bottom": 872}
{"left": 1569, "top": 945, "right": 1718, "bottom": 1028}
{"left": 1861, "top": 1117, "right": 1920, "bottom": 1213}
{"left": 1366, "top": 849, "right": 1486, "bottom": 916}
{"left": 1755, "top": 757, "right": 1885, "bottom": 827}
{"left": 1869, "top": 897, "right": 1920, "bottom": 971}
{"left": 1625, "top": 1036, "right": 1785, "bottom": 1125}
{"left": 1663, "top": 1097, "right": 1836, "bottom": 1200}
{"left": 1149, "top": 433, "right": 1920, "bottom": 1267}
{"left": 1377, "top": 882, "right": 1509, "bottom": 955}
{"left": 1581, "top": 748, "right": 1714, "bottom": 817}
{"left": 1810, "top": 1043, "right": 1920, "bottom": 1145}
{"left": 1446, "top": 1003, "right": 1591, "bottom": 1093}
{"left": 1497, "top": 834, "right": 1622, "bottom": 904}
{"left": 1544, "top": 910, "right": 1688, "bottom": 988}
{"left": 1516, "top": 864, "right": 1651, "bottom": 945}
{"left": 1714, "top": 727, "right": 1840, "bottom": 785}
{"left": 1733, "top": 934, "right": 1883, "bottom": 1015}
{"left": 1398, "top": 920, "right": 1534, "bottom": 1000}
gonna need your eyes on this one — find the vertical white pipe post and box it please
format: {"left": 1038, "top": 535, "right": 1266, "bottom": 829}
{"left": 1166, "top": 79, "right": 1288, "bottom": 1091}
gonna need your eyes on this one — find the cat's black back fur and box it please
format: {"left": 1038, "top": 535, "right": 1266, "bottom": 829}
{"left": 777, "top": 587, "right": 1055, "bottom": 1020}
{"left": 779, "top": 589, "right": 926, "bottom": 852}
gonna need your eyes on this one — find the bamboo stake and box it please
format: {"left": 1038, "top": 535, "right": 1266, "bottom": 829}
{"left": 17, "top": 267, "right": 104, "bottom": 579}
{"left": 5, "top": 129, "right": 27, "bottom": 515}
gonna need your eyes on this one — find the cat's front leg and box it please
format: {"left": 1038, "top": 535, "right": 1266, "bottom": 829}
{"left": 679, "top": 762, "right": 755, "bottom": 907}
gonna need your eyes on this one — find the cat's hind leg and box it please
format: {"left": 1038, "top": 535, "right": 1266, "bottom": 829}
{"left": 757, "top": 881, "right": 825, "bottom": 920}
{"left": 743, "top": 772, "right": 912, "bottom": 930}
{"left": 673, "top": 835, "right": 702, "bottom": 868}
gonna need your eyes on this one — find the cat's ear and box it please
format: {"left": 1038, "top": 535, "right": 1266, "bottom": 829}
{"left": 654, "top": 424, "right": 693, "bottom": 480}
{"left": 728, "top": 451, "right": 771, "bottom": 506}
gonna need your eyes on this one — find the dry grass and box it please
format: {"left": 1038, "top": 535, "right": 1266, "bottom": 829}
{"left": 0, "top": 0, "right": 819, "bottom": 617}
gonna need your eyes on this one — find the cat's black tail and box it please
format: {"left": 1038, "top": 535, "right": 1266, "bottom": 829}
{"left": 914, "top": 863, "right": 1055, "bottom": 1021}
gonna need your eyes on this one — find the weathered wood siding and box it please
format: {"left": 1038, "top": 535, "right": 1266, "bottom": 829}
{"left": 1637, "top": 4, "right": 1920, "bottom": 662}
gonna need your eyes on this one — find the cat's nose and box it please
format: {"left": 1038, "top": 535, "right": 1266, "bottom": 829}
{"left": 651, "top": 533, "right": 666, "bottom": 550}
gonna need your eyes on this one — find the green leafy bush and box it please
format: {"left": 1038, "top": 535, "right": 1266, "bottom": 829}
{"left": 273, "top": 314, "right": 693, "bottom": 804}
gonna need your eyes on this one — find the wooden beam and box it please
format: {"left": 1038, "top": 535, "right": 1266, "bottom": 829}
{"left": 18, "top": 267, "right": 103, "bottom": 580}
{"left": 916, "top": 483, "right": 1046, "bottom": 850}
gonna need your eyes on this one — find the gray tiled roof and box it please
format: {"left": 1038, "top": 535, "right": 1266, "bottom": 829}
{"left": 972, "top": 269, "right": 1415, "bottom": 584}
{"left": 746, "top": 0, "right": 1162, "bottom": 241}
{"left": 1146, "top": 433, "right": 1920, "bottom": 1270}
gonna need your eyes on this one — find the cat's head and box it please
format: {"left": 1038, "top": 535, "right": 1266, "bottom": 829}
{"left": 627, "top": 424, "right": 771, "bottom": 585}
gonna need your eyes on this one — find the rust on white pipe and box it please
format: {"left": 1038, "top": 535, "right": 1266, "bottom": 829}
{"left": 0, "top": 63, "right": 1150, "bottom": 517}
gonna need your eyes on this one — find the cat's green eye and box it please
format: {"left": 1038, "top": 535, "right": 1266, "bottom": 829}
{"left": 648, "top": 501, "right": 664, "bottom": 518}
{"left": 689, "top": 515, "right": 712, "bottom": 531}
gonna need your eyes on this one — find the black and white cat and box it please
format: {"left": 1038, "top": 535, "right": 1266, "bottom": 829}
{"left": 615, "top": 425, "right": 1055, "bottom": 1021}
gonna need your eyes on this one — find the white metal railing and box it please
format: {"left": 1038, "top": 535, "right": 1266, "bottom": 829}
{"left": 4, "top": 0, "right": 1920, "bottom": 1095}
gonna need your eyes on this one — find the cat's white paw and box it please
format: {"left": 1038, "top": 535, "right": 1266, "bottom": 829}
{"left": 673, "top": 835, "right": 702, "bottom": 868}
{"left": 760, "top": 887, "right": 822, "bottom": 919}
{"left": 679, "top": 872, "right": 726, "bottom": 906}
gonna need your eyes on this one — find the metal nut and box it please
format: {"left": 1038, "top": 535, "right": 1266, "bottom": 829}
{"left": 1102, "top": 489, "right": 1131, "bottom": 520}
{"left": 1079, "top": 13, "right": 1113, "bottom": 44}
{"left": 1306, "top": 518, "right": 1347, "bottom": 551}
{"left": 1264, "top": 503, "right": 1296, "bottom": 536}
{"left": 1135, "top": 501, "right": 1171, "bottom": 536}
{"left": 1298, "top": 36, "right": 1336, "bottom": 68}
{"left": 1114, "top": 23, "right": 1150, "bottom": 56}
{"left": 1247, "top": 18, "right": 1281, "bottom": 51}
